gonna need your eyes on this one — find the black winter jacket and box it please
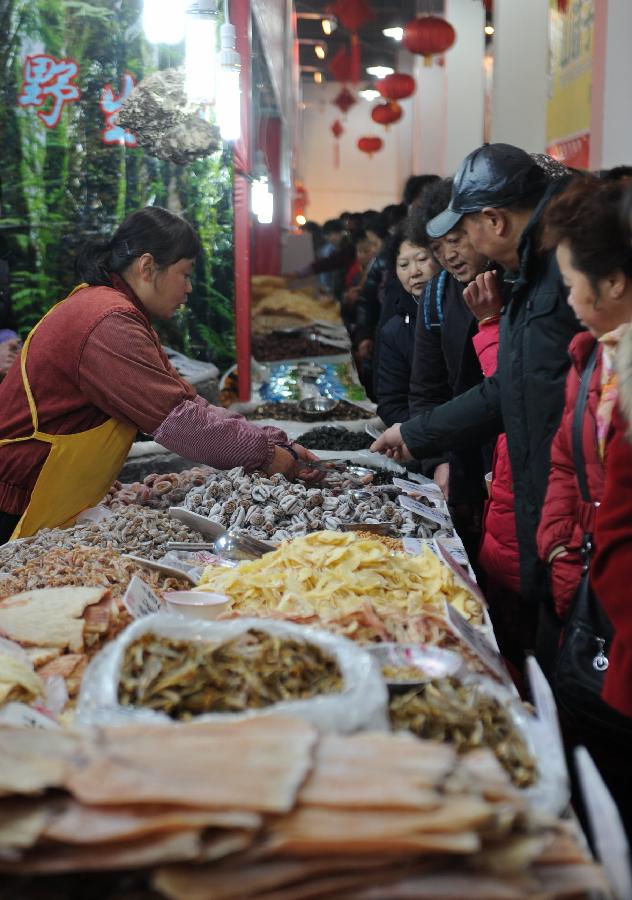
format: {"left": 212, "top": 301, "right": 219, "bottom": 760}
{"left": 376, "top": 286, "right": 418, "bottom": 426}
{"left": 354, "top": 252, "right": 389, "bottom": 346}
{"left": 408, "top": 271, "right": 488, "bottom": 506}
{"left": 400, "top": 181, "right": 583, "bottom": 603}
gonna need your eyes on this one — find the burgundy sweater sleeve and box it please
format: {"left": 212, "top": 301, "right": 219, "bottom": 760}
{"left": 151, "top": 397, "right": 288, "bottom": 471}
{"left": 78, "top": 312, "right": 196, "bottom": 432}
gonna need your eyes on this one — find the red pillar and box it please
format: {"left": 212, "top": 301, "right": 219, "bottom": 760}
{"left": 232, "top": 0, "right": 251, "bottom": 402}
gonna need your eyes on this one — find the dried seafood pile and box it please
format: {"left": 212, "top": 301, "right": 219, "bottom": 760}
{"left": 198, "top": 531, "right": 481, "bottom": 623}
{"left": 118, "top": 630, "right": 343, "bottom": 721}
{"left": 0, "top": 508, "right": 204, "bottom": 573}
{"left": 0, "top": 546, "right": 190, "bottom": 603}
{"left": 184, "top": 467, "right": 431, "bottom": 542}
{"left": 252, "top": 333, "right": 336, "bottom": 361}
{"left": 296, "top": 426, "right": 373, "bottom": 450}
{"left": 248, "top": 399, "right": 373, "bottom": 421}
{"left": 0, "top": 720, "right": 608, "bottom": 898}
{"left": 105, "top": 466, "right": 213, "bottom": 510}
{"left": 390, "top": 677, "right": 537, "bottom": 788}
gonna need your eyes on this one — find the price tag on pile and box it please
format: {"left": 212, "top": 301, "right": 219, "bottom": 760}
{"left": 397, "top": 495, "right": 452, "bottom": 529}
{"left": 0, "top": 702, "right": 60, "bottom": 729}
{"left": 434, "top": 537, "right": 487, "bottom": 607}
{"left": 393, "top": 477, "right": 445, "bottom": 501}
{"left": 446, "top": 604, "right": 513, "bottom": 687}
{"left": 124, "top": 576, "right": 164, "bottom": 619}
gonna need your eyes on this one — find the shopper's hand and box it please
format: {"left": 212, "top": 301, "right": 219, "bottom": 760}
{"left": 370, "top": 423, "right": 413, "bottom": 463}
{"left": 355, "top": 339, "right": 374, "bottom": 361}
{"left": 463, "top": 270, "right": 502, "bottom": 322}
{"left": 0, "top": 339, "right": 19, "bottom": 377}
{"left": 433, "top": 462, "right": 450, "bottom": 499}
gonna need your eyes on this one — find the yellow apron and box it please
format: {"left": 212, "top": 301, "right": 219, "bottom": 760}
{"left": 0, "top": 285, "right": 136, "bottom": 538}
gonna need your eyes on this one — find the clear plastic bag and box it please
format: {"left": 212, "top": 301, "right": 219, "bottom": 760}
{"left": 76, "top": 614, "right": 389, "bottom": 734}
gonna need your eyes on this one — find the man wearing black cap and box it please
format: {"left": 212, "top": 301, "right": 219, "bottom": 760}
{"left": 372, "top": 143, "right": 582, "bottom": 665}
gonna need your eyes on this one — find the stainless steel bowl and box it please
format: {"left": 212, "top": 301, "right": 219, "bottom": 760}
{"left": 297, "top": 397, "right": 339, "bottom": 418}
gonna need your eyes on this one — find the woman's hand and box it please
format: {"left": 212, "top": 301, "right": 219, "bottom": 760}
{"left": 433, "top": 462, "right": 450, "bottom": 499}
{"left": 463, "top": 270, "right": 502, "bottom": 322}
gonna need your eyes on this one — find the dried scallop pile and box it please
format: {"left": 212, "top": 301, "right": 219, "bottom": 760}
{"left": 184, "top": 467, "right": 434, "bottom": 542}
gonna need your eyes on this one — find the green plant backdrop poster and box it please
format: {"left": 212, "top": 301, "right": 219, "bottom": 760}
{"left": 0, "top": 0, "right": 235, "bottom": 369}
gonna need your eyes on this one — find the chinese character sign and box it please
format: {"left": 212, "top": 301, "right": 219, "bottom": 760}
{"left": 18, "top": 54, "right": 80, "bottom": 129}
{"left": 99, "top": 72, "right": 137, "bottom": 147}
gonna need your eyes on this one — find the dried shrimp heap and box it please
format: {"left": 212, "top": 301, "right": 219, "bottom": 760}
{"left": 118, "top": 629, "right": 343, "bottom": 721}
{"left": 0, "top": 546, "right": 190, "bottom": 602}
{"left": 197, "top": 531, "right": 481, "bottom": 624}
{"left": 389, "top": 676, "right": 537, "bottom": 788}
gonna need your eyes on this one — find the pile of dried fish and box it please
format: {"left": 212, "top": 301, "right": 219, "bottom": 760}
{"left": 105, "top": 466, "right": 213, "bottom": 510}
{"left": 198, "top": 532, "right": 481, "bottom": 624}
{"left": 389, "top": 677, "right": 537, "bottom": 788}
{"left": 0, "top": 508, "right": 204, "bottom": 573}
{"left": 184, "top": 467, "right": 432, "bottom": 541}
{"left": 118, "top": 630, "right": 344, "bottom": 720}
{"left": 296, "top": 426, "right": 374, "bottom": 450}
{"left": 0, "top": 547, "right": 190, "bottom": 603}
{"left": 248, "top": 399, "right": 373, "bottom": 421}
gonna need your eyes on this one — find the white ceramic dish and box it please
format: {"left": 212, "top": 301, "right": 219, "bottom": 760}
{"left": 164, "top": 591, "right": 230, "bottom": 620}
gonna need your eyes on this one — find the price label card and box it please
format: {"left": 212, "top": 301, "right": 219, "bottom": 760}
{"left": 446, "top": 604, "right": 512, "bottom": 686}
{"left": 0, "top": 702, "right": 60, "bottom": 729}
{"left": 398, "top": 495, "right": 452, "bottom": 529}
{"left": 393, "top": 477, "right": 444, "bottom": 499}
{"left": 434, "top": 537, "right": 487, "bottom": 607}
{"left": 124, "top": 576, "right": 163, "bottom": 619}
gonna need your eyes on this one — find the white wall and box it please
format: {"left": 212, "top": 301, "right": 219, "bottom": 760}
{"left": 444, "top": 0, "right": 485, "bottom": 172}
{"left": 491, "top": 0, "right": 549, "bottom": 151}
{"left": 599, "top": 0, "right": 632, "bottom": 167}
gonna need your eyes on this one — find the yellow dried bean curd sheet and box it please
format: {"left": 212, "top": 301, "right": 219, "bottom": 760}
{"left": 197, "top": 532, "right": 481, "bottom": 624}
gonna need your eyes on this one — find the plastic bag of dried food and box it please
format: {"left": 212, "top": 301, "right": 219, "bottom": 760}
{"left": 76, "top": 615, "right": 389, "bottom": 733}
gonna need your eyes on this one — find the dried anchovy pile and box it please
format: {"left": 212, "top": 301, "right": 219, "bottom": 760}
{"left": 0, "top": 547, "right": 190, "bottom": 602}
{"left": 252, "top": 333, "right": 336, "bottom": 361}
{"left": 105, "top": 466, "right": 213, "bottom": 511}
{"left": 248, "top": 400, "right": 374, "bottom": 421}
{"left": 296, "top": 426, "right": 373, "bottom": 451}
{"left": 389, "top": 677, "right": 537, "bottom": 788}
{"left": 184, "top": 467, "right": 435, "bottom": 542}
{"left": 0, "top": 508, "right": 204, "bottom": 572}
{"left": 118, "top": 629, "right": 343, "bottom": 720}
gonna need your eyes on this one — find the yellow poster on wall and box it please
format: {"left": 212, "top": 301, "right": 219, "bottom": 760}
{"left": 546, "top": 0, "right": 594, "bottom": 167}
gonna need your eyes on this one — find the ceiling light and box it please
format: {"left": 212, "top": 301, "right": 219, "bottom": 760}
{"left": 321, "top": 16, "right": 335, "bottom": 35}
{"left": 143, "top": 0, "right": 187, "bottom": 44}
{"left": 484, "top": 24, "right": 495, "bottom": 35}
{"left": 382, "top": 26, "right": 403, "bottom": 41}
{"left": 314, "top": 71, "right": 323, "bottom": 84}
{"left": 366, "top": 65, "right": 394, "bottom": 79}
{"left": 184, "top": 0, "right": 218, "bottom": 105}
{"left": 215, "top": 21, "right": 241, "bottom": 142}
{"left": 296, "top": 214, "right": 307, "bottom": 226}
{"left": 314, "top": 44, "right": 326, "bottom": 59}
{"left": 359, "top": 89, "right": 380, "bottom": 101}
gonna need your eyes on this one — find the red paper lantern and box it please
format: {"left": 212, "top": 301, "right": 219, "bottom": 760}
{"left": 332, "top": 86, "right": 357, "bottom": 115}
{"left": 328, "top": 47, "right": 354, "bottom": 83}
{"left": 357, "top": 136, "right": 383, "bottom": 159}
{"left": 376, "top": 73, "right": 416, "bottom": 101}
{"left": 403, "top": 15, "right": 456, "bottom": 66}
{"left": 371, "top": 101, "right": 402, "bottom": 129}
{"left": 328, "top": 0, "right": 374, "bottom": 33}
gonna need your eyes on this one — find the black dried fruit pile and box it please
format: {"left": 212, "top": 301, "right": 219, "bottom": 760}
{"left": 297, "top": 426, "right": 373, "bottom": 450}
{"left": 252, "top": 333, "right": 336, "bottom": 361}
{"left": 248, "top": 400, "right": 374, "bottom": 421}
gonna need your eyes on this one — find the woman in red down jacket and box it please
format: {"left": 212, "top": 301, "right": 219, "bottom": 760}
{"left": 537, "top": 178, "right": 632, "bottom": 621}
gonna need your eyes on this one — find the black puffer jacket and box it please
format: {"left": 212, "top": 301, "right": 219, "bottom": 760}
{"left": 408, "top": 271, "right": 488, "bottom": 506}
{"left": 354, "top": 252, "right": 389, "bottom": 346}
{"left": 400, "top": 181, "right": 583, "bottom": 603}
{"left": 376, "top": 285, "right": 418, "bottom": 426}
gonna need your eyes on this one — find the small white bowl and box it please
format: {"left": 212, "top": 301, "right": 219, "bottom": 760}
{"left": 164, "top": 591, "right": 230, "bottom": 621}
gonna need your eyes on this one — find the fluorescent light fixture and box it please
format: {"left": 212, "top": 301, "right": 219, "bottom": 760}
{"left": 484, "top": 24, "right": 495, "bottom": 35}
{"left": 366, "top": 65, "right": 394, "bottom": 78}
{"left": 359, "top": 88, "right": 380, "bottom": 101}
{"left": 314, "top": 44, "right": 326, "bottom": 59}
{"left": 184, "top": 1, "right": 218, "bottom": 105}
{"left": 383, "top": 26, "right": 403, "bottom": 41}
{"left": 216, "top": 21, "right": 241, "bottom": 141}
{"left": 314, "top": 71, "right": 323, "bottom": 84}
{"left": 321, "top": 17, "right": 334, "bottom": 35}
{"left": 143, "top": 0, "right": 187, "bottom": 44}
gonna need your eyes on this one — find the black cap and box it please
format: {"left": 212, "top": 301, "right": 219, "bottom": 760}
{"left": 427, "top": 143, "right": 549, "bottom": 239}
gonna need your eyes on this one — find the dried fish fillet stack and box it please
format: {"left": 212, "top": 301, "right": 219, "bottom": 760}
{"left": 117, "top": 630, "right": 343, "bottom": 720}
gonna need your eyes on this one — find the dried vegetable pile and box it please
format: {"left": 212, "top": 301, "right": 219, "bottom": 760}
{"left": 105, "top": 466, "right": 213, "bottom": 510}
{"left": 184, "top": 467, "right": 432, "bottom": 541}
{"left": 0, "top": 718, "right": 608, "bottom": 898}
{"left": 296, "top": 425, "right": 373, "bottom": 450}
{"left": 118, "top": 630, "right": 343, "bottom": 720}
{"left": 197, "top": 531, "right": 481, "bottom": 624}
{"left": 389, "top": 677, "right": 537, "bottom": 788}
